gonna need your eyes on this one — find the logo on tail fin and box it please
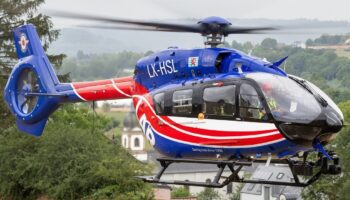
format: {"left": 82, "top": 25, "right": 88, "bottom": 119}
{"left": 19, "top": 33, "right": 29, "bottom": 53}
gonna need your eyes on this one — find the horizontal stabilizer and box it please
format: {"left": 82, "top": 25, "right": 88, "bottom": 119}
{"left": 25, "top": 92, "right": 68, "bottom": 97}
{"left": 271, "top": 56, "right": 288, "bottom": 68}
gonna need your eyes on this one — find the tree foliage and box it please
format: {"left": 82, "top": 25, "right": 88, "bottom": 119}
{"left": 171, "top": 186, "right": 191, "bottom": 198}
{"left": 261, "top": 38, "right": 278, "bottom": 49}
{"left": 0, "top": 2, "right": 153, "bottom": 199}
{"left": 0, "top": 0, "right": 65, "bottom": 71}
{"left": 0, "top": 105, "right": 153, "bottom": 200}
{"left": 306, "top": 34, "right": 350, "bottom": 46}
{"left": 60, "top": 51, "right": 144, "bottom": 81}
{"left": 196, "top": 188, "right": 221, "bottom": 200}
{"left": 302, "top": 100, "right": 350, "bottom": 200}
{"left": 0, "top": 0, "right": 66, "bottom": 131}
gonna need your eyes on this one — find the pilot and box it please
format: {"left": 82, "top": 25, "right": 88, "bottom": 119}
{"left": 215, "top": 99, "right": 226, "bottom": 116}
{"left": 259, "top": 82, "right": 282, "bottom": 119}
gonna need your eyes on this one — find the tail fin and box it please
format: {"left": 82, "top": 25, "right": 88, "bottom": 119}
{"left": 4, "top": 24, "right": 135, "bottom": 136}
{"left": 4, "top": 24, "right": 62, "bottom": 136}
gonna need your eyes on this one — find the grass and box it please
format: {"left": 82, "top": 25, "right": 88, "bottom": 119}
{"left": 334, "top": 49, "right": 350, "bottom": 59}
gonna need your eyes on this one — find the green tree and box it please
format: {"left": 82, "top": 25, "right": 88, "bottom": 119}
{"left": 261, "top": 38, "right": 278, "bottom": 49}
{"left": 60, "top": 51, "right": 144, "bottom": 81}
{"left": 171, "top": 186, "right": 191, "bottom": 198}
{"left": 0, "top": 0, "right": 65, "bottom": 70}
{"left": 243, "top": 42, "right": 254, "bottom": 52}
{"left": 229, "top": 183, "right": 243, "bottom": 200}
{"left": 0, "top": 0, "right": 65, "bottom": 131}
{"left": 102, "top": 102, "right": 111, "bottom": 113}
{"left": 302, "top": 100, "right": 350, "bottom": 200}
{"left": 0, "top": 105, "right": 153, "bottom": 200}
{"left": 197, "top": 188, "right": 221, "bottom": 200}
{"left": 231, "top": 40, "right": 244, "bottom": 51}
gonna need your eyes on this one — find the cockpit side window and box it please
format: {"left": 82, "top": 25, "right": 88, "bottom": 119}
{"left": 239, "top": 83, "right": 267, "bottom": 121}
{"left": 153, "top": 93, "right": 165, "bottom": 114}
{"left": 172, "top": 89, "right": 193, "bottom": 115}
{"left": 203, "top": 85, "right": 236, "bottom": 118}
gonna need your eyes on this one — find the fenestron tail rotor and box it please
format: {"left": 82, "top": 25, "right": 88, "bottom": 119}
{"left": 16, "top": 68, "right": 39, "bottom": 114}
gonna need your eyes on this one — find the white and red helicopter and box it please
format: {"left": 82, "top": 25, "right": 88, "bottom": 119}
{"left": 4, "top": 13, "right": 344, "bottom": 187}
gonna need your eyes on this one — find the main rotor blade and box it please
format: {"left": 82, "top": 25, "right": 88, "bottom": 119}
{"left": 224, "top": 26, "right": 278, "bottom": 35}
{"left": 49, "top": 10, "right": 201, "bottom": 33}
{"left": 77, "top": 24, "right": 188, "bottom": 32}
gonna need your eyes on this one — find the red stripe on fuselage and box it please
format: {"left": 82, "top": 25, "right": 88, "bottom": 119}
{"left": 159, "top": 116, "right": 278, "bottom": 136}
{"left": 73, "top": 76, "right": 133, "bottom": 89}
{"left": 72, "top": 77, "right": 134, "bottom": 101}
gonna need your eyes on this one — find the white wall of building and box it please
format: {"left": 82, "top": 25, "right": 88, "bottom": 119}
{"left": 121, "top": 134, "right": 129, "bottom": 148}
{"left": 130, "top": 135, "right": 144, "bottom": 151}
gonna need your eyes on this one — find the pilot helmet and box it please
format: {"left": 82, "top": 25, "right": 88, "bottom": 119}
{"left": 262, "top": 82, "right": 273, "bottom": 93}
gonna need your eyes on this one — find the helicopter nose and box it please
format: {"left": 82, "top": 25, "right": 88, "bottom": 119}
{"left": 325, "top": 108, "right": 343, "bottom": 133}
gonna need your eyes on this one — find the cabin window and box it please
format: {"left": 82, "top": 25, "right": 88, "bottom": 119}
{"left": 154, "top": 93, "right": 165, "bottom": 114}
{"left": 239, "top": 83, "right": 266, "bottom": 120}
{"left": 203, "top": 85, "right": 236, "bottom": 117}
{"left": 172, "top": 89, "right": 193, "bottom": 115}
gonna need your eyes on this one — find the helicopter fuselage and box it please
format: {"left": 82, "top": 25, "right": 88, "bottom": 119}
{"left": 69, "top": 47, "right": 343, "bottom": 159}
{"left": 5, "top": 24, "right": 343, "bottom": 160}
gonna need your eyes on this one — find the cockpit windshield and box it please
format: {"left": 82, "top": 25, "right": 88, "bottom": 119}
{"left": 246, "top": 73, "right": 322, "bottom": 124}
{"left": 304, "top": 80, "right": 344, "bottom": 121}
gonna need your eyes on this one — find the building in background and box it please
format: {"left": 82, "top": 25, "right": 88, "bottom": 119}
{"left": 240, "top": 165, "right": 303, "bottom": 200}
{"left": 121, "top": 103, "right": 148, "bottom": 161}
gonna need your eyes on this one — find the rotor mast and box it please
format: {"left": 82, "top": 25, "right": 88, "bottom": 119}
{"left": 204, "top": 33, "right": 224, "bottom": 48}
{"left": 198, "top": 17, "right": 230, "bottom": 48}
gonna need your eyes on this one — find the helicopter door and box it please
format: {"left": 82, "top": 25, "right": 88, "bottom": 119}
{"left": 238, "top": 82, "right": 269, "bottom": 122}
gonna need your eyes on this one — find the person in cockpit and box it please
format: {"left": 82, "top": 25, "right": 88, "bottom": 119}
{"left": 259, "top": 82, "right": 283, "bottom": 120}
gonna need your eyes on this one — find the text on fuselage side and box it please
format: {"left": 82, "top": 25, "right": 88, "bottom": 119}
{"left": 147, "top": 59, "right": 178, "bottom": 78}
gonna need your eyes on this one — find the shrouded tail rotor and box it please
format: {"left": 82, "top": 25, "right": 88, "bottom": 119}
{"left": 4, "top": 24, "right": 135, "bottom": 136}
{"left": 4, "top": 24, "right": 62, "bottom": 136}
{"left": 16, "top": 68, "right": 39, "bottom": 114}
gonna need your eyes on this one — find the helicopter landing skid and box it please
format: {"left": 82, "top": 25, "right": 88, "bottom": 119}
{"left": 137, "top": 153, "right": 341, "bottom": 188}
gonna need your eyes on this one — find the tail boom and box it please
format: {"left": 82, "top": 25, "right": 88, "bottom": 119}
{"left": 70, "top": 77, "right": 134, "bottom": 101}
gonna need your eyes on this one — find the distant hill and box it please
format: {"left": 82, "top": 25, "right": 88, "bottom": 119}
{"left": 48, "top": 18, "right": 350, "bottom": 56}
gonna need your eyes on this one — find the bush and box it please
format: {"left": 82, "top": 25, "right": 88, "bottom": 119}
{"left": 0, "top": 106, "right": 153, "bottom": 200}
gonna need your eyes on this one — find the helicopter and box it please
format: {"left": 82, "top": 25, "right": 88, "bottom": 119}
{"left": 3, "top": 13, "right": 345, "bottom": 188}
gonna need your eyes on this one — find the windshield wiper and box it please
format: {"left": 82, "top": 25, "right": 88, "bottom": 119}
{"left": 289, "top": 76, "right": 328, "bottom": 107}
{"left": 289, "top": 76, "right": 313, "bottom": 93}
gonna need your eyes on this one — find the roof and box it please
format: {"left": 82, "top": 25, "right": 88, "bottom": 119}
{"left": 123, "top": 102, "right": 140, "bottom": 130}
{"left": 241, "top": 165, "right": 303, "bottom": 199}
{"left": 345, "top": 38, "right": 350, "bottom": 44}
